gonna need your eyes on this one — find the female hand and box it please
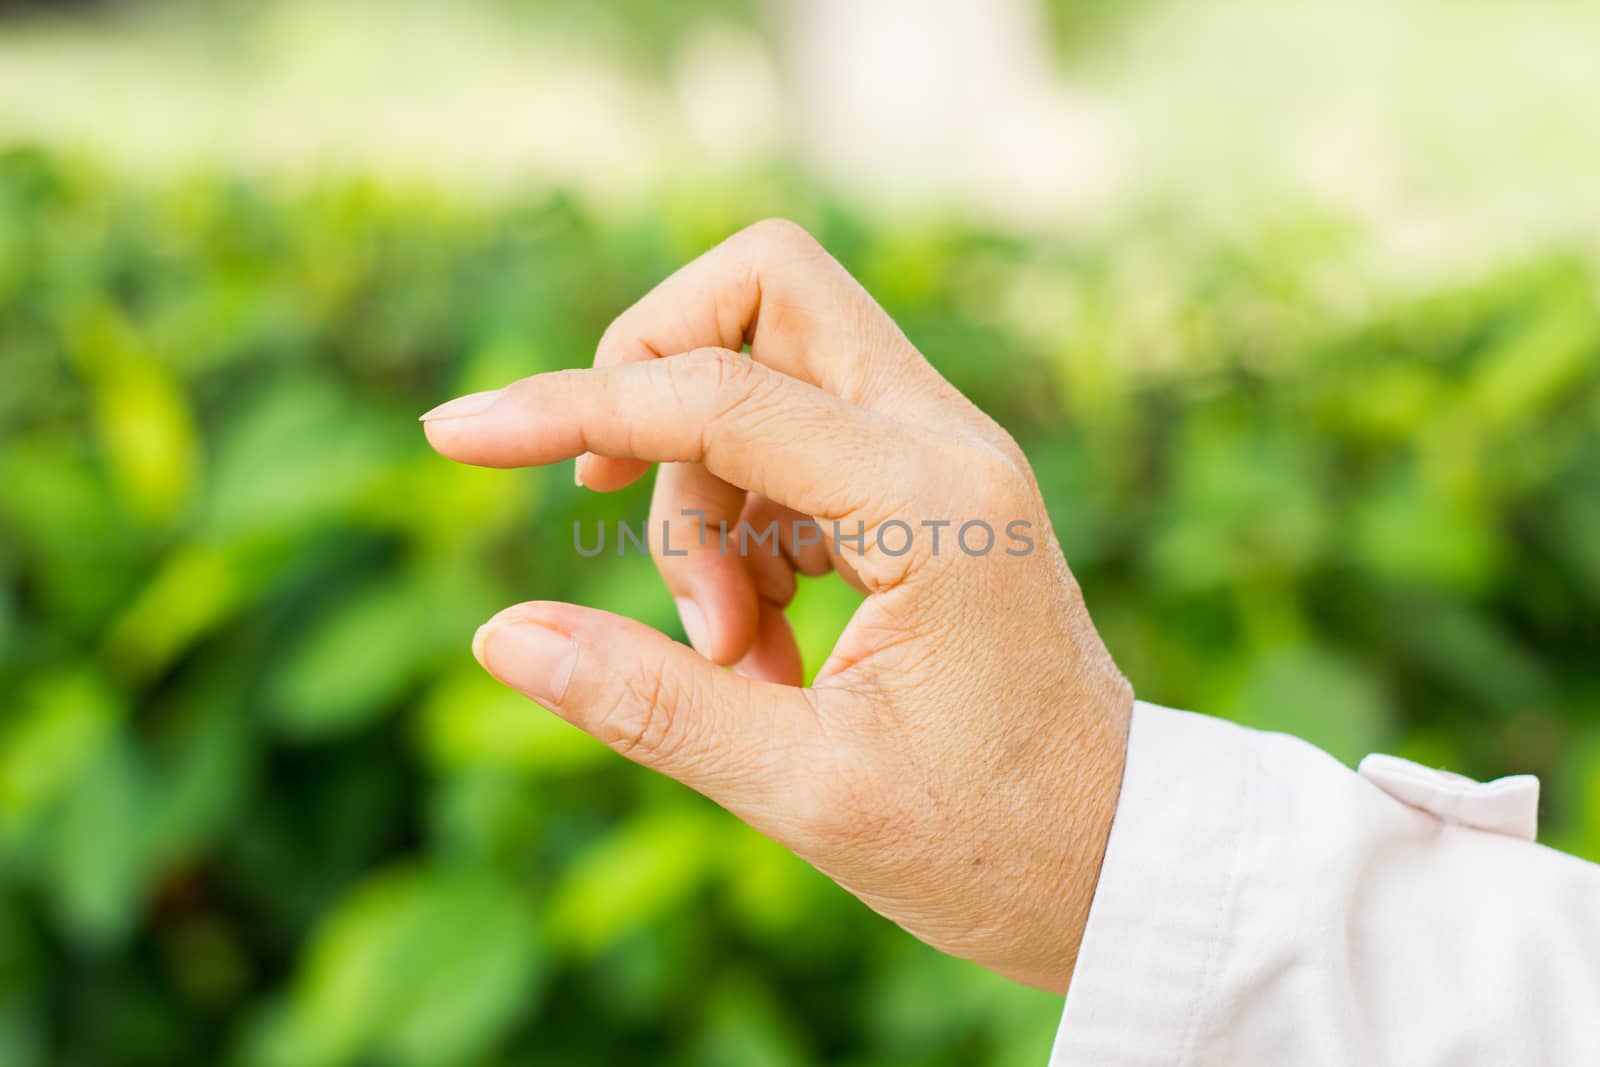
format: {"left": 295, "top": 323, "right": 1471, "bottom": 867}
{"left": 421, "top": 219, "right": 1133, "bottom": 993}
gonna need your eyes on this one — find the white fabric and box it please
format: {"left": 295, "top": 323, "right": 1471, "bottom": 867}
{"left": 1050, "top": 701, "right": 1600, "bottom": 1066}
{"left": 1355, "top": 753, "right": 1540, "bottom": 841}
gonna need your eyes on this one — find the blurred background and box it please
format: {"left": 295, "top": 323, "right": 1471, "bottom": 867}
{"left": 2, "top": 0, "right": 1598, "bottom": 1064}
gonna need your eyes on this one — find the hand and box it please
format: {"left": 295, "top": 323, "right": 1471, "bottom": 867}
{"left": 421, "top": 219, "right": 1133, "bottom": 993}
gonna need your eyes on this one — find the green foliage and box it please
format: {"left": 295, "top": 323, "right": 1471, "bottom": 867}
{"left": 2, "top": 146, "right": 1599, "bottom": 1064}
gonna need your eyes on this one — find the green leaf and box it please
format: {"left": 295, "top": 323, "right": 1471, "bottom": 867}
{"left": 102, "top": 542, "right": 241, "bottom": 683}
{"left": 0, "top": 670, "right": 120, "bottom": 841}
{"left": 689, "top": 975, "right": 809, "bottom": 1067}
{"left": 1470, "top": 306, "right": 1597, "bottom": 427}
{"left": 46, "top": 735, "right": 150, "bottom": 948}
{"left": 64, "top": 303, "right": 200, "bottom": 526}
{"left": 202, "top": 378, "right": 400, "bottom": 544}
{"left": 143, "top": 694, "right": 254, "bottom": 867}
{"left": 544, "top": 808, "right": 716, "bottom": 957}
{"left": 415, "top": 668, "right": 610, "bottom": 776}
{"left": 271, "top": 563, "right": 491, "bottom": 738}
{"left": 1231, "top": 646, "right": 1392, "bottom": 766}
{"left": 1352, "top": 468, "right": 1498, "bottom": 593}
{"left": 259, "top": 865, "right": 541, "bottom": 1067}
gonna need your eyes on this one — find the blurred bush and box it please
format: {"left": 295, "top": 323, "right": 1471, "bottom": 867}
{"left": 1, "top": 147, "right": 1598, "bottom": 1066}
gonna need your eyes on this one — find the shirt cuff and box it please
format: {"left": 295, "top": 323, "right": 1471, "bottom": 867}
{"left": 1048, "top": 700, "right": 1256, "bottom": 1066}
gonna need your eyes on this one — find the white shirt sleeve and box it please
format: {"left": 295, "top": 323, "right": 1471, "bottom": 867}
{"left": 1050, "top": 701, "right": 1600, "bottom": 1066}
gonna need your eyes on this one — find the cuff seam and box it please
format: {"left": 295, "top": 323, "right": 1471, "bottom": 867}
{"left": 1050, "top": 703, "right": 1258, "bottom": 1066}
{"left": 1175, "top": 718, "right": 1254, "bottom": 1063}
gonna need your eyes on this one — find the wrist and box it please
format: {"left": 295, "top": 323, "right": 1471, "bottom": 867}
{"left": 989, "top": 670, "right": 1134, "bottom": 993}
{"left": 1056, "top": 672, "right": 1136, "bottom": 992}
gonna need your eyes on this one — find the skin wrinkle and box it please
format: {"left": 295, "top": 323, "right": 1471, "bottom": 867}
{"left": 740, "top": 260, "right": 763, "bottom": 348}
{"left": 427, "top": 218, "right": 1133, "bottom": 997}
{"left": 602, "top": 660, "right": 677, "bottom": 761}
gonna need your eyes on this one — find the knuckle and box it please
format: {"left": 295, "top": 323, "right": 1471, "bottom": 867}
{"left": 502, "top": 373, "right": 545, "bottom": 405}
{"left": 966, "top": 442, "right": 1033, "bottom": 514}
{"left": 662, "top": 349, "right": 771, "bottom": 470}
{"left": 682, "top": 348, "right": 771, "bottom": 427}
{"left": 709, "top": 346, "right": 758, "bottom": 393}
{"left": 991, "top": 427, "right": 1030, "bottom": 471}
{"left": 594, "top": 668, "right": 684, "bottom": 762}
{"left": 742, "top": 216, "right": 820, "bottom": 257}
{"left": 677, "top": 346, "right": 754, "bottom": 395}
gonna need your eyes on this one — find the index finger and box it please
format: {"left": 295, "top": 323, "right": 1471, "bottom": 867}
{"left": 423, "top": 349, "right": 945, "bottom": 590}
{"left": 579, "top": 218, "right": 952, "bottom": 490}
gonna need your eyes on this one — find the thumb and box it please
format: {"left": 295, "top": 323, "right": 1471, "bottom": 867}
{"left": 472, "top": 601, "right": 824, "bottom": 822}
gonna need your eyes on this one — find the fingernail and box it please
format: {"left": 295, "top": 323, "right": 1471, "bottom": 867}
{"left": 419, "top": 388, "right": 503, "bottom": 421}
{"left": 675, "top": 597, "right": 710, "bottom": 658}
{"left": 474, "top": 618, "right": 579, "bottom": 705}
{"left": 574, "top": 456, "right": 586, "bottom": 488}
